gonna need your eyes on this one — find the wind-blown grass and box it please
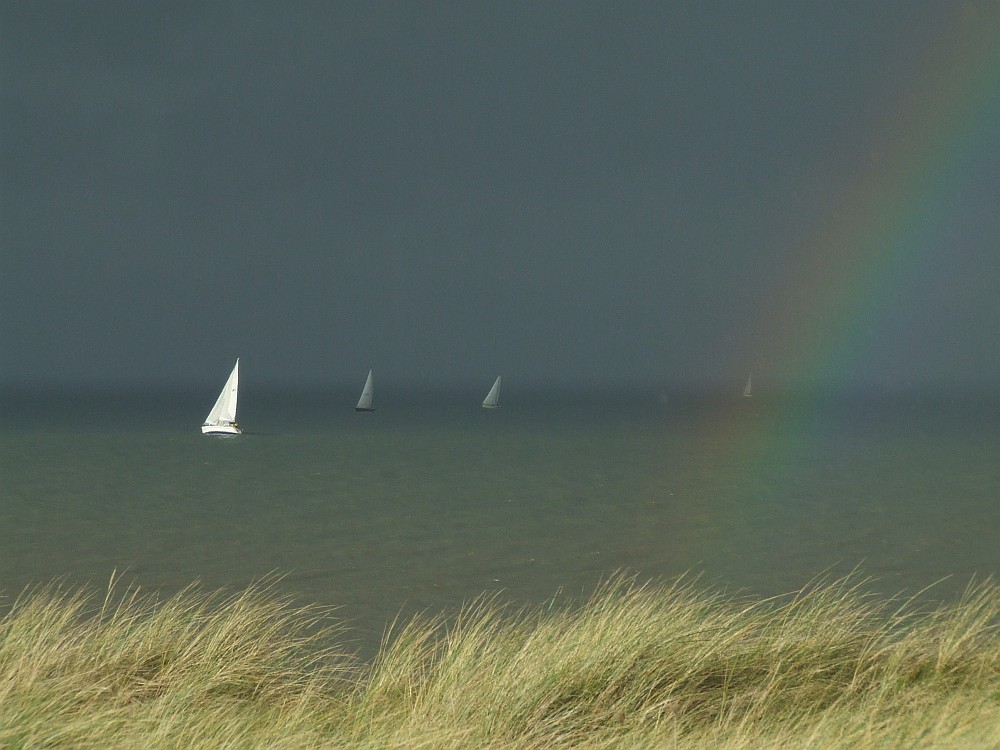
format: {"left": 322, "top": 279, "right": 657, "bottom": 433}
{"left": 2, "top": 572, "right": 1000, "bottom": 748}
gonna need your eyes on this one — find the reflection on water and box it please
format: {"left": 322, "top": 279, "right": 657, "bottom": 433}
{"left": 1, "top": 389, "right": 998, "bottom": 656}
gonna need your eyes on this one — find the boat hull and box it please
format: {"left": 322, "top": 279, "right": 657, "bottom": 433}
{"left": 201, "top": 424, "right": 241, "bottom": 435}
{"left": 355, "top": 407, "right": 375, "bottom": 412}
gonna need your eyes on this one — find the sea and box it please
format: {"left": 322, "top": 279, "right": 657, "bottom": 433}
{"left": 2, "top": 386, "right": 999, "bottom": 658}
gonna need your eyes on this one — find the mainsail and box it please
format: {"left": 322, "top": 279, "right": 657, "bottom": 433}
{"left": 202, "top": 359, "right": 241, "bottom": 434}
{"left": 356, "top": 369, "right": 375, "bottom": 411}
{"left": 482, "top": 376, "right": 502, "bottom": 409}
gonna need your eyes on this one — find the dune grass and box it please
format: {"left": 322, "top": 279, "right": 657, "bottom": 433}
{"left": 2, "top": 573, "right": 1000, "bottom": 748}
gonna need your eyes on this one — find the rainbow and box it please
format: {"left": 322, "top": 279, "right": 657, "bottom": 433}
{"left": 629, "top": 9, "right": 998, "bottom": 588}
{"left": 752, "top": 6, "right": 999, "bottom": 397}
{"left": 653, "top": 7, "right": 1000, "bottom": 534}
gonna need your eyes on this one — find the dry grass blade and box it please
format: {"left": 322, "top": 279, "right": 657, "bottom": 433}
{"left": 3, "top": 571, "right": 1000, "bottom": 748}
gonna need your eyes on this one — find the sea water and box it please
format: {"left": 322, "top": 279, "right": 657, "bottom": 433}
{"left": 1, "top": 387, "right": 998, "bottom": 656}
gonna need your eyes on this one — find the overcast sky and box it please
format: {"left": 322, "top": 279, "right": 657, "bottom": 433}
{"left": 2, "top": 2, "right": 998, "bottom": 393}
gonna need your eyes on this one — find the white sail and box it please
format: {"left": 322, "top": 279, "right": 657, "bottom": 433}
{"left": 202, "top": 359, "right": 241, "bottom": 435}
{"left": 742, "top": 373, "right": 752, "bottom": 398}
{"left": 482, "top": 376, "right": 502, "bottom": 409}
{"left": 355, "top": 368, "right": 375, "bottom": 411}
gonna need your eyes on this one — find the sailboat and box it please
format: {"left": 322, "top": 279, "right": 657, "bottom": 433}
{"left": 481, "top": 376, "right": 502, "bottom": 409}
{"left": 355, "top": 368, "right": 375, "bottom": 412}
{"left": 742, "top": 373, "right": 753, "bottom": 398}
{"left": 202, "top": 359, "right": 241, "bottom": 435}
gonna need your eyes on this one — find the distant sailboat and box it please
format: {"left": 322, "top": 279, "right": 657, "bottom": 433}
{"left": 482, "top": 376, "right": 502, "bottom": 409}
{"left": 202, "top": 359, "right": 241, "bottom": 435}
{"left": 742, "top": 373, "right": 753, "bottom": 398}
{"left": 355, "top": 368, "right": 375, "bottom": 412}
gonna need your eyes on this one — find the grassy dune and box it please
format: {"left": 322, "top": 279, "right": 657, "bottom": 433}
{"left": 2, "top": 573, "right": 1000, "bottom": 748}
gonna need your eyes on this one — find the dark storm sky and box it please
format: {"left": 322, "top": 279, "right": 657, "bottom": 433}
{"left": 2, "top": 2, "right": 998, "bottom": 392}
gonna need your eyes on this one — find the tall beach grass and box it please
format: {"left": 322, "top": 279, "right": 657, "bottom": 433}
{"left": 2, "top": 572, "right": 1000, "bottom": 748}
